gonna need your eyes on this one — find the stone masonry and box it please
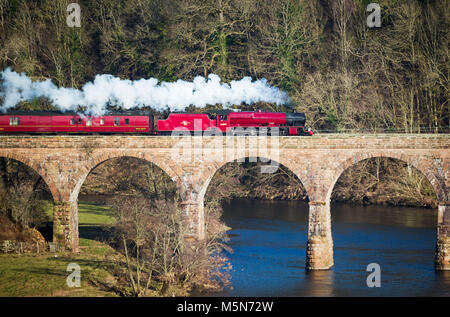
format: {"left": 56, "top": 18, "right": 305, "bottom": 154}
{"left": 0, "top": 134, "right": 449, "bottom": 270}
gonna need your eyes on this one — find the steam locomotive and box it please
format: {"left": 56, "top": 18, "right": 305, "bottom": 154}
{"left": 0, "top": 110, "right": 314, "bottom": 136}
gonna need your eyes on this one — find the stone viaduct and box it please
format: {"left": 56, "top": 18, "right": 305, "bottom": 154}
{"left": 0, "top": 134, "right": 449, "bottom": 270}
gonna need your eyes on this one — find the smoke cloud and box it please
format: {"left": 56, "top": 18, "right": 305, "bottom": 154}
{"left": 0, "top": 68, "right": 289, "bottom": 115}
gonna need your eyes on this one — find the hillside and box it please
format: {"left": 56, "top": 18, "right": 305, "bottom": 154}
{"left": 0, "top": 0, "right": 447, "bottom": 132}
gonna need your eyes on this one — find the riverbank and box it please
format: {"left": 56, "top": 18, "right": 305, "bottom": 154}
{"left": 0, "top": 196, "right": 440, "bottom": 297}
{"left": 1, "top": 202, "right": 120, "bottom": 297}
{"left": 0, "top": 201, "right": 192, "bottom": 297}
{"left": 0, "top": 238, "right": 119, "bottom": 297}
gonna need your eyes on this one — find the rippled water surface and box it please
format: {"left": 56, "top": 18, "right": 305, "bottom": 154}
{"left": 217, "top": 199, "right": 450, "bottom": 297}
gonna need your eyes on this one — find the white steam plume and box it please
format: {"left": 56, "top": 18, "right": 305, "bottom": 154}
{"left": 0, "top": 68, "right": 289, "bottom": 115}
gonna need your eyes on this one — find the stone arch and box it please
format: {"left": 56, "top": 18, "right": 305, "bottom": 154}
{"left": 323, "top": 152, "right": 448, "bottom": 271}
{"left": 198, "top": 156, "right": 310, "bottom": 239}
{"left": 197, "top": 155, "right": 313, "bottom": 268}
{"left": 326, "top": 152, "right": 446, "bottom": 204}
{"left": 198, "top": 155, "right": 311, "bottom": 206}
{"left": 0, "top": 150, "right": 58, "bottom": 201}
{"left": 71, "top": 151, "right": 178, "bottom": 202}
{"left": 57, "top": 152, "right": 179, "bottom": 252}
{"left": 0, "top": 152, "right": 56, "bottom": 243}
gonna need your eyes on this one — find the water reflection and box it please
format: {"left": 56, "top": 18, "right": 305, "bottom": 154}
{"left": 332, "top": 203, "right": 437, "bottom": 228}
{"left": 301, "top": 270, "right": 335, "bottom": 297}
{"left": 218, "top": 199, "right": 449, "bottom": 297}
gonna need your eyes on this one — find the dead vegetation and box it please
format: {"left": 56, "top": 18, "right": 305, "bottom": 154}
{"left": 332, "top": 157, "right": 437, "bottom": 207}
{"left": 205, "top": 157, "right": 437, "bottom": 208}
{"left": 80, "top": 157, "right": 231, "bottom": 296}
{"left": 1, "top": 0, "right": 447, "bottom": 132}
{"left": 0, "top": 158, "right": 51, "bottom": 242}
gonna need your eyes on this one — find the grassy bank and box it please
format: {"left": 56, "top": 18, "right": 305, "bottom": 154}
{"left": 1, "top": 201, "right": 199, "bottom": 297}
{"left": 0, "top": 201, "right": 189, "bottom": 297}
{"left": 44, "top": 201, "right": 114, "bottom": 225}
{"left": 0, "top": 202, "right": 120, "bottom": 297}
{"left": 0, "top": 238, "right": 120, "bottom": 297}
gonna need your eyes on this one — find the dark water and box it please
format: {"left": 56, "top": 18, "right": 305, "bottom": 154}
{"left": 217, "top": 199, "right": 450, "bottom": 297}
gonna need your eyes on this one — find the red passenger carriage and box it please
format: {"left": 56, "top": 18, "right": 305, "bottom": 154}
{"left": 0, "top": 111, "right": 151, "bottom": 134}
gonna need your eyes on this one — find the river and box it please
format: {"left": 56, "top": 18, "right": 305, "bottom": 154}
{"left": 217, "top": 199, "right": 450, "bottom": 297}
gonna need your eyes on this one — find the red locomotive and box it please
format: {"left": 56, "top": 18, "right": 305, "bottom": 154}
{"left": 0, "top": 110, "right": 314, "bottom": 136}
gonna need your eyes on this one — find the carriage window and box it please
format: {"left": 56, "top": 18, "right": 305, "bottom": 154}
{"left": 9, "top": 117, "right": 20, "bottom": 126}
{"left": 114, "top": 118, "right": 120, "bottom": 126}
{"left": 100, "top": 119, "right": 104, "bottom": 125}
{"left": 124, "top": 118, "right": 129, "bottom": 125}
{"left": 78, "top": 118, "right": 82, "bottom": 124}
{"left": 70, "top": 119, "right": 75, "bottom": 125}
{"left": 86, "top": 118, "right": 92, "bottom": 126}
